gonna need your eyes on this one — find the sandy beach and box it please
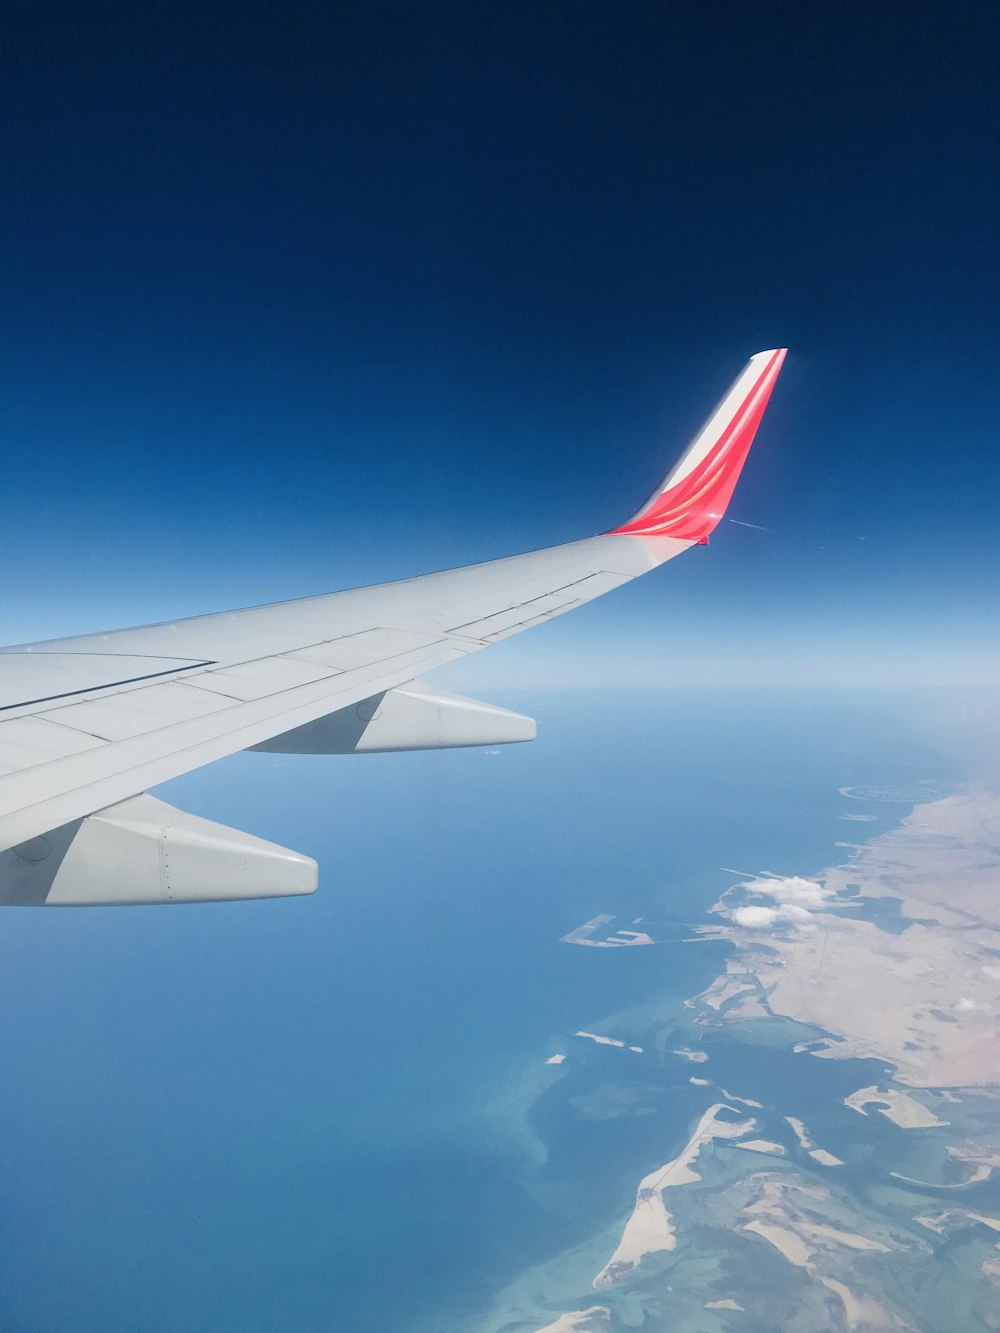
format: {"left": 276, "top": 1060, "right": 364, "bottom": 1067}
{"left": 592, "top": 1104, "right": 752, "bottom": 1289}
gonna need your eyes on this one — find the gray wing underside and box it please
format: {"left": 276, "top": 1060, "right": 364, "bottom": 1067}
{"left": 0, "top": 533, "right": 689, "bottom": 853}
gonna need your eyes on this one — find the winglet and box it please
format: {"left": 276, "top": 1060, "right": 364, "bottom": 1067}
{"left": 609, "top": 348, "right": 787, "bottom": 541}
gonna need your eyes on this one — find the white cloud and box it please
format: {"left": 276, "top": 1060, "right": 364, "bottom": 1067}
{"left": 739, "top": 875, "right": 831, "bottom": 908}
{"left": 726, "top": 872, "right": 838, "bottom": 933}
{"left": 779, "top": 904, "right": 814, "bottom": 922}
{"left": 955, "top": 997, "right": 978, "bottom": 1013}
{"left": 732, "top": 905, "right": 779, "bottom": 928}
{"left": 730, "top": 901, "right": 817, "bottom": 932}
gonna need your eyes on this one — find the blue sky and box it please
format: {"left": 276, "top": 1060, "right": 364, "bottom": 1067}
{"left": 0, "top": 12, "right": 996, "bottom": 1329}
{"left": 1, "top": 1, "right": 996, "bottom": 686}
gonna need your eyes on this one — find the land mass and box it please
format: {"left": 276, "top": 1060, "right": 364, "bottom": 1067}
{"left": 592, "top": 1104, "right": 753, "bottom": 1289}
{"left": 696, "top": 790, "right": 1000, "bottom": 1088}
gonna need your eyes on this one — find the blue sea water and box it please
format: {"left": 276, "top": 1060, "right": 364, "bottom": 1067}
{"left": 0, "top": 689, "right": 954, "bottom": 1331}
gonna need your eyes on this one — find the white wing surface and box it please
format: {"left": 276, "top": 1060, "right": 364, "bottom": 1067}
{"left": 0, "top": 349, "right": 786, "bottom": 903}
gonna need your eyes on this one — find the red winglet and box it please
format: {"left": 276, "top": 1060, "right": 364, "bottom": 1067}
{"left": 609, "top": 348, "right": 786, "bottom": 542}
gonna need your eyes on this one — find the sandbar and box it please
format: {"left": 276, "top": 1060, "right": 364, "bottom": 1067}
{"left": 743, "top": 1173, "right": 891, "bottom": 1301}
{"left": 576, "top": 1031, "right": 624, "bottom": 1049}
{"left": 720, "top": 1087, "right": 763, "bottom": 1108}
{"left": 532, "top": 1308, "right": 611, "bottom": 1333}
{"left": 743, "top": 1219, "right": 812, "bottom": 1267}
{"left": 818, "top": 1277, "right": 903, "bottom": 1330}
{"left": 592, "top": 1104, "right": 752, "bottom": 1288}
{"left": 915, "top": 1209, "right": 1000, "bottom": 1235}
{"left": 785, "top": 1116, "right": 844, "bottom": 1167}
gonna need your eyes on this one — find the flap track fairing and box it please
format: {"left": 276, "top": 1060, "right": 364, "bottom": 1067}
{"left": 250, "top": 681, "right": 536, "bottom": 754}
{"left": 0, "top": 795, "right": 317, "bottom": 906}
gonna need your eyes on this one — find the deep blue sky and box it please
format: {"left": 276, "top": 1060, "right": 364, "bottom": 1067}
{"left": 2, "top": 1, "right": 997, "bottom": 685}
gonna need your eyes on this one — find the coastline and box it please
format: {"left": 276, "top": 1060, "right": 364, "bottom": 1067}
{"left": 476, "top": 778, "right": 1000, "bottom": 1332}
{"left": 695, "top": 789, "right": 1000, "bottom": 1088}
{"left": 591, "top": 1103, "right": 754, "bottom": 1289}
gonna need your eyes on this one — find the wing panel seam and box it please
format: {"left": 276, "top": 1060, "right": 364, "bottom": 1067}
{"left": 0, "top": 661, "right": 218, "bottom": 714}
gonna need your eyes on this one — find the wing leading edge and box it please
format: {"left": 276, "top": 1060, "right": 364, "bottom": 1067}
{"left": 0, "top": 349, "right": 786, "bottom": 903}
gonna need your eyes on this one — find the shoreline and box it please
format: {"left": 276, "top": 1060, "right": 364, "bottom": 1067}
{"left": 591, "top": 1103, "right": 754, "bottom": 1289}
{"left": 472, "top": 776, "right": 1000, "bottom": 1332}
{"left": 693, "top": 789, "right": 1000, "bottom": 1089}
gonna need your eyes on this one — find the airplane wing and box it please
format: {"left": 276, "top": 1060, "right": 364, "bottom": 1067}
{"left": 0, "top": 348, "right": 786, "bottom": 904}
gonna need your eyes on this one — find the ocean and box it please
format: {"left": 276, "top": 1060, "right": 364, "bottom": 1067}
{"left": 0, "top": 689, "right": 956, "bottom": 1331}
